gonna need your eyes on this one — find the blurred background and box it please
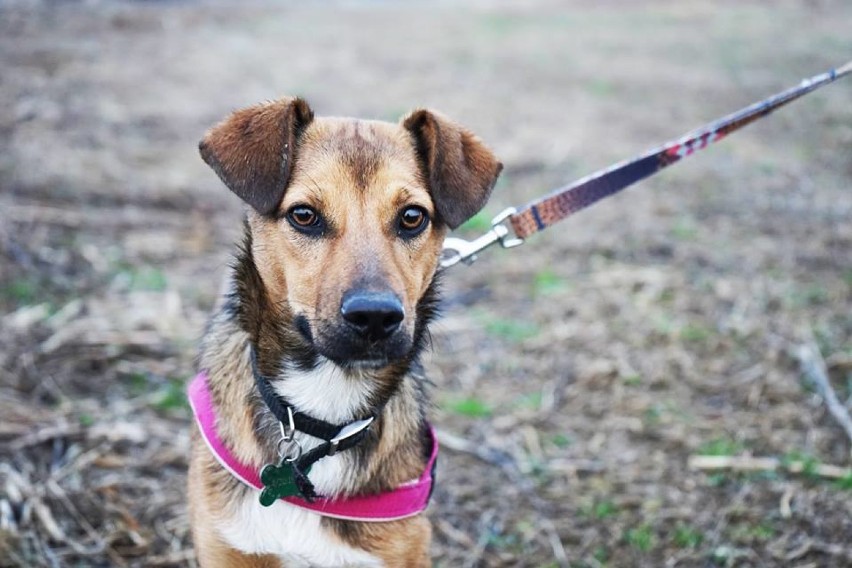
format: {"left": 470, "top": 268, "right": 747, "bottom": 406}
{"left": 1, "top": 1, "right": 851, "bottom": 566}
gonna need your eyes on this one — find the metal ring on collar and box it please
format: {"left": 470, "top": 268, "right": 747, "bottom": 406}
{"left": 277, "top": 437, "right": 303, "bottom": 462}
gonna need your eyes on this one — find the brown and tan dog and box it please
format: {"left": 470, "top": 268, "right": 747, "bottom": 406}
{"left": 188, "top": 97, "right": 501, "bottom": 567}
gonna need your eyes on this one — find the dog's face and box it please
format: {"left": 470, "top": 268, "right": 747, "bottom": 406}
{"left": 200, "top": 98, "right": 501, "bottom": 368}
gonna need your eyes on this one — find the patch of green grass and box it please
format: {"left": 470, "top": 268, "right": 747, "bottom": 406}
{"left": 756, "top": 160, "right": 777, "bottom": 175}
{"left": 483, "top": 317, "right": 539, "bottom": 342}
{"left": 550, "top": 433, "right": 573, "bottom": 449}
{"left": 459, "top": 211, "right": 491, "bottom": 233}
{"left": 643, "top": 404, "right": 663, "bottom": 426}
{"left": 680, "top": 323, "right": 713, "bottom": 344}
{"left": 579, "top": 499, "right": 619, "bottom": 520}
{"left": 3, "top": 277, "right": 39, "bottom": 306}
{"left": 673, "top": 523, "right": 704, "bottom": 549}
{"left": 586, "top": 79, "right": 616, "bottom": 97}
{"left": 657, "top": 288, "right": 675, "bottom": 304}
{"left": 592, "top": 500, "right": 619, "bottom": 519}
{"left": 833, "top": 471, "right": 852, "bottom": 490}
{"left": 533, "top": 268, "right": 569, "bottom": 295}
{"left": 624, "top": 524, "right": 656, "bottom": 552}
{"left": 671, "top": 217, "right": 698, "bottom": 241}
{"left": 515, "top": 391, "right": 542, "bottom": 410}
{"left": 842, "top": 269, "right": 852, "bottom": 289}
{"left": 710, "top": 545, "right": 740, "bottom": 564}
{"left": 444, "top": 397, "right": 492, "bottom": 418}
{"left": 479, "top": 14, "right": 519, "bottom": 37}
{"left": 125, "top": 372, "right": 150, "bottom": 396}
{"left": 707, "top": 472, "right": 730, "bottom": 487}
{"left": 698, "top": 437, "right": 744, "bottom": 457}
{"left": 623, "top": 374, "right": 643, "bottom": 387}
{"left": 78, "top": 413, "right": 95, "bottom": 427}
{"left": 129, "top": 266, "right": 168, "bottom": 291}
{"left": 486, "top": 529, "right": 521, "bottom": 552}
{"left": 729, "top": 521, "right": 775, "bottom": 543}
{"left": 592, "top": 546, "right": 609, "bottom": 564}
{"left": 782, "top": 451, "right": 821, "bottom": 481}
{"left": 652, "top": 314, "right": 676, "bottom": 335}
{"left": 790, "top": 284, "right": 829, "bottom": 307}
{"left": 111, "top": 260, "right": 169, "bottom": 292}
{"left": 152, "top": 378, "right": 189, "bottom": 413}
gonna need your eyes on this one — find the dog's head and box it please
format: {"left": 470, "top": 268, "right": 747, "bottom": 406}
{"left": 200, "top": 97, "right": 501, "bottom": 369}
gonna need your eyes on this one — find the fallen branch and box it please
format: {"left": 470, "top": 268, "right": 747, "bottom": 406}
{"left": 688, "top": 455, "right": 850, "bottom": 480}
{"left": 794, "top": 342, "right": 852, "bottom": 449}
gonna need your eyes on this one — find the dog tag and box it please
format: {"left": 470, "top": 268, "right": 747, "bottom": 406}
{"left": 258, "top": 462, "right": 312, "bottom": 506}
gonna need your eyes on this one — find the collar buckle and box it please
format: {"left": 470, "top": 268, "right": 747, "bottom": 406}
{"left": 328, "top": 416, "right": 375, "bottom": 456}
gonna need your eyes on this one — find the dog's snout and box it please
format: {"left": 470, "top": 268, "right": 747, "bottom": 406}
{"left": 340, "top": 291, "right": 404, "bottom": 340}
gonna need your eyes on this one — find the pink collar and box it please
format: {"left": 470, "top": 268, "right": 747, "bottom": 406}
{"left": 188, "top": 372, "right": 438, "bottom": 522}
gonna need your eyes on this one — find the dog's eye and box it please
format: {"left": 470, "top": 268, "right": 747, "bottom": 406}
{"left": 287, "top": 206, "right": 325, "bottom": 235}
{"left": 398, "top": 206, "right": 429, "bottom": 238}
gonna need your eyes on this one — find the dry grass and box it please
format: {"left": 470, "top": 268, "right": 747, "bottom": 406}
{"left": 2, "top": 1, "right": 851, "bottom": 566}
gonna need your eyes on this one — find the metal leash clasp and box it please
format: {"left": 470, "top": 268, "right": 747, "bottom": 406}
{"left": 440, "top": 207, "right": 524, "bottom": 269}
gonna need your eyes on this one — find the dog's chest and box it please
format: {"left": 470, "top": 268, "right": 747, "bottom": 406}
{"left": 218, "top": 494, "right": 382, "bottom": 567}
{"left": 217, "top": 360, "right": 381, "bottom": 565}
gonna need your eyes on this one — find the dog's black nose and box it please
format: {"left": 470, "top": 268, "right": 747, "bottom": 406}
{"left": 340, "top": 291, "right": 404, "bottom": 340}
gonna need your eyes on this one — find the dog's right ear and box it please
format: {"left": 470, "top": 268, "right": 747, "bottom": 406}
{"left": 199, "top": 98, "right": 314, "bottom": 216}
{"left": 402, "top": 109, "right": 502, "bottom": 230}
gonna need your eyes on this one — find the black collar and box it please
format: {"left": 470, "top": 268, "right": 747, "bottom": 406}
{"left": 250, "top": 347, "right": 378, "bottom": 500}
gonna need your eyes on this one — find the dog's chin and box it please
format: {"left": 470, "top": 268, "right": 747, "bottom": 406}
{"left": 314, "top": 335, "right": 412, "bottom": 372}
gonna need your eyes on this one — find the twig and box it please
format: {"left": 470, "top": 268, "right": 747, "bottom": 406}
{"left": 785, "top": 538, "right": 852, "bottom": 562}
{"left": 146, "top": 550, "right": 196, "bottom": 566}
{"left": 10, "top": 423, "right": 81, "bottom": 451}
{"left": 435, "top": 428, "right": 518, "bottom": 470}
{"left": 794, "top": 342, "right": 852, "bottom": 450}
{"left": 462, "top": 510, "right": 495, "bottom": 568}
{"left": 436, "top": 428, "right": 569, "bottom": 566}
{"left": 688, "top": 455, "right": 850, "bottom": 479}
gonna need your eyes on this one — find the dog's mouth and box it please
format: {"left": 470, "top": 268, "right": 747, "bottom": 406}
{"left": 293, "top": 314, "right": 412, "bottom": 370}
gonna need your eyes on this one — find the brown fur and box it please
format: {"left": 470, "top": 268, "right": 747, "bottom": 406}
{"left": 189, "top": 97, "right": 501, "bottom": 566}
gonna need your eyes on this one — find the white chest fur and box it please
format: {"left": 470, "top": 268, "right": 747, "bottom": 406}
{"left": 273, "top": 359, "right": 377, "bottom": 496}
{"left": 218, "top": 495, "right": 382, "bottom": 567}
{"left": 217, "top": 359, "right": 382, "bottom": 566}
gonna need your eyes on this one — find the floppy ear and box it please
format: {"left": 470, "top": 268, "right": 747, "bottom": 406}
{"left": 199, "top": 97, "right": 314, "bottom": 215}
{"left": 402, "top": 109, "right": 503, "bottom": 229}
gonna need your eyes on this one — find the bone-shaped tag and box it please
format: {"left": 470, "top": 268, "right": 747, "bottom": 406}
{"left": 258, "top": 462, "right": 312, "bottom": 507}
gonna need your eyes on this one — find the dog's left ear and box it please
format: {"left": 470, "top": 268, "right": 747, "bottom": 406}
{"left": 402, "top": 110, "right": 503, "bottom": 229}
{"left": 199, "top": 97, "right": 314, "bottom": 216}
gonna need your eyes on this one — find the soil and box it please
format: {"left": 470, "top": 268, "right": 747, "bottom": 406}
{"left": 1, "top": 1, "right": 851, "bottom": 566}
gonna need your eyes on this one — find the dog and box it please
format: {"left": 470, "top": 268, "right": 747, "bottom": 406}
{"left": 187, "top": 97, "right": 502, "bottom": 567}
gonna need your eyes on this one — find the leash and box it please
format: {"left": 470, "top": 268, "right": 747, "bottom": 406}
{"left": 440, "top": 60, "right": 852, "bottom": 269}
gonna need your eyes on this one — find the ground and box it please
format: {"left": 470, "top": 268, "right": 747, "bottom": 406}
{"left": 1, "top": 1, "right": 851, "bottom": 566}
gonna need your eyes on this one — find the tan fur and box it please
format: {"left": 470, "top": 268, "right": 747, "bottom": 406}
{"left": 189, "top": 98, "right": 501, "bottom": 566}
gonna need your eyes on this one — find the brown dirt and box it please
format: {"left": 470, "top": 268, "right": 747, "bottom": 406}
{"left": 2, "top": 1, "right": 851, "bottom": 566}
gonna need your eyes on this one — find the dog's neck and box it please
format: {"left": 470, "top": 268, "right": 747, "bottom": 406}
{"left": 272, "top": 359, "right": 379, "bottom": 425}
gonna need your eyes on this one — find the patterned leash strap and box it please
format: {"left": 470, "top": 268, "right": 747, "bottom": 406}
{"left": 441, "top": 60, "right": 852, "bottom": 269}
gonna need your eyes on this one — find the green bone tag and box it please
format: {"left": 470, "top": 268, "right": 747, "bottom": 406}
{"left": 258, "top": 462, "right": 312, "bottom": 506}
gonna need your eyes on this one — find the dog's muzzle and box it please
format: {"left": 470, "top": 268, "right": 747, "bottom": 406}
{"left": 308, "top": 290, "right": 410, "bottom": 367}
